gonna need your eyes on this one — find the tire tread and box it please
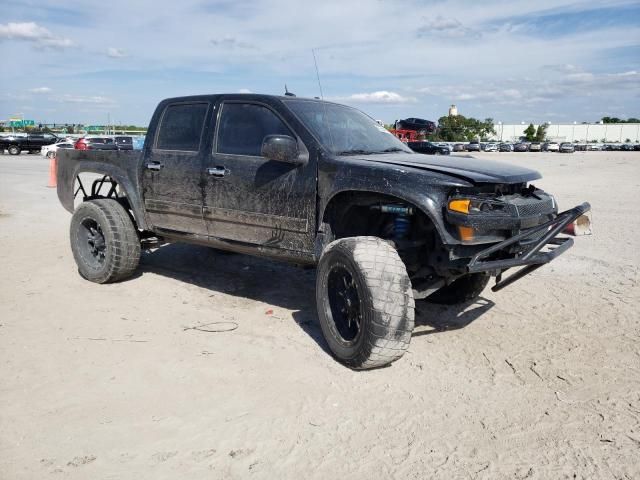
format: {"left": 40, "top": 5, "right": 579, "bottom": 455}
{"left": 319, "top": 236, "right": 415, "bottom": 369}
{"left": 70, "top": 199, "right": 140, "bottom": 283}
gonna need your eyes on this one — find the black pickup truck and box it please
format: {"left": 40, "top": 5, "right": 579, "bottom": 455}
{"left": 0, "top": 133, "right": 59, "bottom": 155}
{"left": 56, "top": 94, "right": 591, "bottom": 369}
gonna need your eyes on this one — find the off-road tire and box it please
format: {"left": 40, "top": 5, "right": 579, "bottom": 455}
{"left": 8, "top": 145, "right": 21, "bottom": 155}
{"left": 316, "top": 236, "right": 415, "bottom": 369}
{"left": 70, "top": 199, "right": 140, "bottom": 284}
{"left": 427, "top": 273, "right": 490, "bottom": 305}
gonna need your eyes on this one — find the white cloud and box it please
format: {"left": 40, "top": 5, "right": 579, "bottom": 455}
{"left": 333, "top": 91, "right": 416, "bottom": 104}
{"left": 542, "top": 63, "right": 582, "bottom": 74}
{"left": 417, "top": 69, "right": 640, "bottom": 107}
{"left": 417, "top": 15, "right": 480, "bottom": 39}
{"left": 238, "top": 88, "right": 253, "bottom": 93}
{"left": 57, "top": 95, "right": 115, "bottom": 105}
{"left": 0, "top": 22, "right": 73, "bottom": 49}
{"left": 107, "top": 47, "right": 127, "bottom": 58}
{"left": 29, "top": 87, "right": 51, "bottom": 94}
{"left": 210, "top": 37, "right": 256, "bottom": 49}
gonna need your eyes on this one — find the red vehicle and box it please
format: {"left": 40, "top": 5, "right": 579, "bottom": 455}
{"left": 74, "top": 137, "right": 118, "bottom": 151}
{"left": 389, "top": 129, "right": 421, "bottom": 142}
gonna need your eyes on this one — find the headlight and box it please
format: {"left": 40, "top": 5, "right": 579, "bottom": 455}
{"left": 448, "top": 198, "right": 508, "bottom": 215}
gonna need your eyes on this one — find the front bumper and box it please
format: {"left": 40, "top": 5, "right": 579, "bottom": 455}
{"left": 465, "top": 202, "right": 591, "bottom": 291}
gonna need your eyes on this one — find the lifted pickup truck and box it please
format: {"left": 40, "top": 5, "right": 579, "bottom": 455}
{"left": 57, "top": 94, "right": 591, "bottom": 369}
{"left": 1, "top": 133, "right": 59, "bottom": 155}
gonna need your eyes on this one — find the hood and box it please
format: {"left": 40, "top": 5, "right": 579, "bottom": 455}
{"left": 358, "top": 153, "right": 542, "bottom": 184}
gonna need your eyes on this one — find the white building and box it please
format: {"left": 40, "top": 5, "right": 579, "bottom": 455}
{"left": 491, "top": 122, "right": 640, "bottom": 143}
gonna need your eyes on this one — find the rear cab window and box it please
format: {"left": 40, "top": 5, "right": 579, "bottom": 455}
{"left": 156, "top": 102, "right": 209, "bottom": 151}
{"left": 215, "top": 103, "right": 293, "bottom": 157}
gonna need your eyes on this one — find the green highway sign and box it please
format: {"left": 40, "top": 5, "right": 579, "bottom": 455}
{"left": 8, "top": 119, "right": 35, "bottom": 127}
{"left": 86, "top": 125, "right": 105, "bottom": 132}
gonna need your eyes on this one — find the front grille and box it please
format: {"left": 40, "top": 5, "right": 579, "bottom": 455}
{"left": 513, "top": 197, "right": 554, "bottom": 217}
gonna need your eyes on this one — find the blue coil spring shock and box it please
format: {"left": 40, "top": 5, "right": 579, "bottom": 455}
{"left": 394, "top": 214, "right": 410, "bottom": 241}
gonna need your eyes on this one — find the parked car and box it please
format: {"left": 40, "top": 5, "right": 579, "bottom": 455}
{"left": 55, "top": 93, "right": 591, "bottom": 369}
{"left": 407, "top": 141, "right": 450, "bottom": 155}
{"left": 395, "top": 117, "right": 436, "bottom": 135}
{"left": 0, "top": 133, "right": 59, "bottom": 155}
{"left": 574, "top": 144, "right": 588, "bottom": 151}
{"left": 466, "top": 141, "right": 481, "bottom": 152}
{"left": 529, "top": 142, "right": 542, "bottom": 152}
{"left": 634, "top": 144, "right": 640, "bottom": 151}
{"left": 587, "top": 144, "right": 602, "bottom": 151}
{"left": 621, "top": 143, "right": 635, "bottom": 151}
{"left": 560, "top": 142, "right": 575, "bottom": 153}
{"left": 452, "top": 143, "right": 466, "bottom": 152}
{"left": 74, "top": 137, "right": 118, "bottom": 151}
{"left": 499, "top": 143, "right": 513, "bottom": 152}
{"left": 543, "top": 142, "right": 559, "bottom": 152}
{"left": 514, "top": 143, "right": 529, "bottom": 152}
{"left": 434, "top": 142, "right": 452, "bottom": 152}
{"left": 483, "top": 143, "right": 498, "bottom": 152}
{"left": 41, "top": 141, "right": 75, "bottom": 158}
{"left": 114, "top": 135, "right": 134, "bottom": 151}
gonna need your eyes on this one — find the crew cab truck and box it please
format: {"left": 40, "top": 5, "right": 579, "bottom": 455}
{"left": 56, "top": 94, "right": 591, "bottom": 369}
{"left": 0, "top": 133, "right": 59, "bottom": 155}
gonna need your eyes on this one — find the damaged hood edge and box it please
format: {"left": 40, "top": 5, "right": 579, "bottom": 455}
{"left": 349, "top": 153, "right": 542, "bottom": 184}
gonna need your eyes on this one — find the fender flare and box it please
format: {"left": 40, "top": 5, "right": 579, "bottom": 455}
{"left": 58, "top": 160, "right": 150, "bottom": 230}
{"left": 319, "top": 186, "right": 454, "bottom": 245}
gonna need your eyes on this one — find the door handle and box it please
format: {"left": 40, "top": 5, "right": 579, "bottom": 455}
{"left": 207, "top": 166, "right": 228, "bottom": 177}
{"left": 146, "top": 162, "right": 164, "bottom": 171}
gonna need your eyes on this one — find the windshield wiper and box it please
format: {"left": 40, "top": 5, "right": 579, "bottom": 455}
{"left": 336, "top": 149, "right": 375, "bottom": 155}
{"left": 337, "top": 147, "right": 409, "bottom": 156}
{"left": 378, "top": 147, "right": 410, "bottom": 153}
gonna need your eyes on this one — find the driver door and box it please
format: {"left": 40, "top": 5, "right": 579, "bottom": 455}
{"left": 203, "top": 100, "right": 316, "bottom": 252}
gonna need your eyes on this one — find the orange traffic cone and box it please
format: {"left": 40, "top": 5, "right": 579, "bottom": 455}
{"left": 47, "top": 156, "right": 57, "bottom": 188}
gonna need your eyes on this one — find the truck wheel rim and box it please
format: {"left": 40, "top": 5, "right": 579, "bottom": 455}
{"left": 80, "top": 219, "right": 106, "bottom": 267}
{"left": 327, "top": 265, "right": 362, "bottom": 343}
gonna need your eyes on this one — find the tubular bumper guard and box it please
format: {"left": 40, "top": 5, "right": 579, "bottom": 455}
{"left": 466, "top": 202, "right": 591, "bottom": 292}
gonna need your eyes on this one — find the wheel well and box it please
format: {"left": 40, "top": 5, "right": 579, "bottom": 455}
{"left": 321, "top": 191, "right": 448, "bottom": 278}
{"left": 322, "top": 191, "right": 430, "bottom": 238}
{"left": 74, "top": 173, "right": 138, "bottom": 228}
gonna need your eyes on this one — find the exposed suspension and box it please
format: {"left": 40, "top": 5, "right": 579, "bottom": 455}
{"left": 371, "top": 204, "right": 415, "bottom": 241}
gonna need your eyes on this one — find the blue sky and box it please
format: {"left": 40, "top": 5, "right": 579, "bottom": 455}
{"left": 0, "top": 0, "right": 638, "bottom": 125}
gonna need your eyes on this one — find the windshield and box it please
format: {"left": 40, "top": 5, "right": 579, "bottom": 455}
{"left": 285, "top": 99, "right": 412, "bottom": 155}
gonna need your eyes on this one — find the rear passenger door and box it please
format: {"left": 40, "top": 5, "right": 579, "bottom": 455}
{"left": 203, "top": 100, "right": 316, "bottom": 252}
{"left": 28, "top": 134, "right": 44, "bottom": 149}
{"left": 142, "top": 101, "right": 210, "bottom": 235}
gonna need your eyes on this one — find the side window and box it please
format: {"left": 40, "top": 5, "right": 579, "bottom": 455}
{"left": 156, "top": 102, "right": 208, "bottom": 151}
{"left": 216, "top": 103, "right": 293, "bottom": 156}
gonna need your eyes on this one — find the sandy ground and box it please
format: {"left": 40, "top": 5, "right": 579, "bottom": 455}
{"left": 0, "top": 151, "right": 638, "bottom": 479}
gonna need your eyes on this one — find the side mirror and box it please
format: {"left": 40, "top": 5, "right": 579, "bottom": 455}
{"left": 261, "top": 135, "right": 301, "bottom": 165}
